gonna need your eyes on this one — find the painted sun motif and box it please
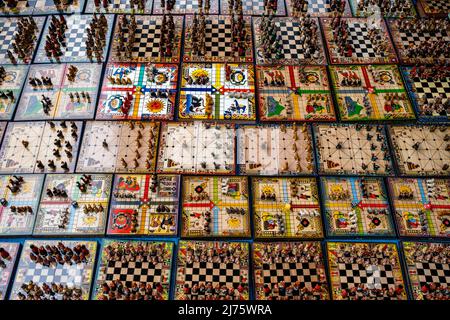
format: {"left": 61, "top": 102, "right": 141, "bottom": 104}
{"left": 146, "top": 99, "right": 165, "bottom": 113}
{"left": 191, "top": 68, "right": 209, "bottom": 80}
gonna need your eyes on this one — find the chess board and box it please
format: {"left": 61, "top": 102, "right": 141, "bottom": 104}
{"left": 77, "top": 121, "right": 160, "bottom": 173}
{"left": 388, "top": 125, "right": 449, "bottom": 176}
{"left": 0, "top": 242, "right": 19, "bottom": 300}
{"left": 221, "top": 0, "right": 286, "bottom": 15}
{"left": 153, "top": 0, "right": 219, "bottom": 14}
{"left": 181, "top": 176, "right": 250, "bottom": 238}
{"left": 15, "top": 63, "right": 101, "bottom": 121}
{"left": 388, "top": 178, "right": 450, "bottom": 238}
{"left": 183, "top": 15, "right": 253, "bottom": 63}
{"left": 0, "top": 121, "right": 81, "bottom": 174}
{"left": 107, "top": 174, "right": 180, "bottom": 236}
{"left": 109, "top": 15, "right": 183, "bottom": 64}
{"left": 252, "top": 177, "right": 323, "bottom": 239}
{"left": 96, "top": 63, "right": 178, "bottom": 120}
{"left": 321, "top": 177, "right": 395, "bottom": 237}
{"left": 93, "top": 240, "right": 173, "bottom": 300}
{"left": 257, "top": 65, "right": 335, "bottom": 121}
{"left": 0, "top": 64, "right": 28, "bottom": 120}
{"left": 417, "top": 0, "right": 450, "bottom": 17}
{"left": 321, "top": 17, "right": 398, "bottom": 65}
{"left": 0, "top": 174, "right": 44, "bottom": 236}
{"left": 179, "top": 63, "right": 256, "bottom": 120}
{"left": 34, "top": 14, "right": 114, "bottom": 63}
{"left": 329, "top": 65, "right": 415, "bottom": 121}
{"left": 254, "top": 17, "right": 326, "bottom": 65}
{"left": 313, "top": 123, "right": 394, "bottom": 176}
{"left": 34, "top": 174, "right": 112, "bottom": 236}
{"left": 157, "top": 122, "right": 236, "bottom": 174}
{"left": 85, "top": 0, "right": 153, "bottom": 13}
{"left": 253, "top": 242, "right": 330, "bottom": 300}
{"left": 348, "top": 0, "right": 417, "bottom": 17}
{"left": 10, "top": 240, "right": 97, "bottom": 300}
{"left": 285, "top": 0, "right": 352, "bottom": 17}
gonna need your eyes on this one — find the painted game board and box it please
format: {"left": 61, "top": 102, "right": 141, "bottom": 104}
{"left": 400, "top": 66, "right": 449, "bottom": 123}
{"left": 388, "top": 178, "right": 449, "bottom": 238}
{"left": 253, "top": 242, "right": 330, "bottom": 300}
{"left": 257, "top": 65, "right": 335, "bottom": 121}
{"left": 329, "top": 65, "right": 415, "bottom": 121}
{"left": 153, "top": 0, "right": 219, "bottom": 14}
{"left": 183, "top": 15, "right": 253, "bottom": 63}
{"left": 175, "top": 240, "right": 249, "bottom": 300}
{"left": 0, "top": 121, "right": 81, "bottom": 174}
{"left": 0, "top": 242, "right": 19, "bottom": 300}
{"left": 93, "top": 240, "right": 173, "bottom": 300}
{"left": 321, "top": 177, "right": 395, "bottom": 237}
{"left": 179, "top": 63, "right": 256, "bottom": 120}
{"left": 0, "top": 174, "right": 44, "bottom": 236}
{"left": 237, "top": 124, "right": 315, "bottom": 175}
{"left": 181, "top": 176, "right": 250, "bottom": 238}
{"left": 85, "top": 0, "right": 153, "bottom": 13}
{"left": 0, "top": 64, "right": 28, "bottom": 120}
{"left": 0, "top": 17, "right": 45, "bottom": 64}
{"left": 96, "top": 63, "right": 178, "bottom": 120}
{"left": 403, "top": 242, "right": 450, "bottom": 300}
{"left": 286, "top": 0, "right": 352, "bottom": 17}
{"left": 77, "top": 121, "right": 160, "bottom": 173}
{"left": 327, "top": 242, "right": 407, "bottom": 300}
{"left": 321, "top": 17, "right": 398, "bottom": 65}
{"left": 107, "top": 174, "right": 180, "bottom": 236}
{"left": 157, "top": 122, "right": 236, "bottom": 175}
{"left": 252, "top": 177, "right": 323, "bottom": 239}
{"left": 417, "top": 0, "right": 450, "bottom": 17}
{"left": 253, "top": 16, "right": 326, "bottom": 65}
{"left": 388, "top": 125, "right": 450, "bottom": 176}
{"left": 348, "top": 0, "right": 416, "bottom": 17}
{"left": 15, "top": 63, "right": 102, "bottom": 121}
{"left": 34, "top": 174, "right": 112, "bottom": 236}
{"left": 313, "top": 124, "right": 394, "bottom": 176}
{"left": 10, "top": 240, "right": 97, "bottom": 300}
{"left": 34, "top": 14, "right": 114, "bottom": 63}
{"left": 221, "top": 0, "right": 286, "bottom": 15}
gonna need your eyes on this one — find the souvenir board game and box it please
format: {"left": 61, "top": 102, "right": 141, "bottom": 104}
{"left": 77, "top": 121, "right": 159, "bottom": 173}
{"left": 388, "top": 125, "right": 450, "bottom": 176}
{"left": 402, "top": 242, "right": 450, "bottom": 300}
{"left": 179, "top": 63, "right": 255, "bottom": 120}
{"left": 107, "top": 174, "right": 180, "bottom": 236}
{"left": 85, "top": 0, "right": 153, "bottom": 13}
{"left": 417, "top": 0, "right": 450, "bottom": 17}
{"left": 327, "top": 242, "right": 407, "bottom": 300}
{"left": 15, "top": 63, "right": 102, "bottom": 121}
{"left": 153, "top": 0, "right": 218, "bottom": 14}
{"left": 0, "top": 0, "right": 85, "bottom": 15}
{"left": 0, "top": 174, "right": 44, "bottom": 236}
{"left": 313, "top": 124, "right": 394, "bottom": 176}
{"left": 10, "top": 240, "right": 97, "bottom": 300}
{"left": 93, "top": 240, "right": 173, "bottom": 300}
{"left": 285, "top": 0, "right": 352, "bottom": 17}
{"left": 329, "top": 65, "right": 415, "bottom": 121}
{"left": 0, "top": 242, "right": 19, "bottom": 300}
{"left": 256, "top": 65, "right": 336, "bottom": 122}
{"left": 348, "top": 0, "right": 417, "bottom": 17}
{"left": 0, "top": 64, "right": 28, "bottom": 120}
{"left": 0, "top": 121, "right": 81, "bottom": 174}
{"left": 321, "top": 177, "right": 395, "bottom": 237}
{"left": 253, "top": 242, "right": 330, "bottom": 300}
{"left": 252, "top": 177, "right": 323, "bottom": 239}
{"left": 157, "top": 122, "right": 236, "bottom": 175}
{"left": 175, "top": 240, "right": 249, "bottom": 300}
{"left": 181, "top": 176, "right": 250, "bottom": 238}
{"left": 237, "top": 124, "right": 315, "bottom": 175}
{"left": 388, "top": 178, "right": 449, "bottom": 238}
{"left": 34, "top": 174, "right": 111, "bottom": 236}
{"left": 96, "top": 63, "right": 178, "bottom": 121}
{"left": 221, "top": 0, "right": 286, "bottom": 15}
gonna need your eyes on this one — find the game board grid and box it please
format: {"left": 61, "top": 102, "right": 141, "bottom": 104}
{"left": 85, "top": 0, "right": 153, "bottom": 13}
{"left": 0, "top": 64, "right": 28, "bottom": 120}
{"left": 348, "top": 0, "right": 417, "bottom": 17}
{"left": 153, "top": 0, "right": 218, "bottom": 14}
{"left": 417, "top": 0, "right": 450, "bottom": 16}
{"left": 0, "top": 242, "right": 19, "bottom": 300}
{"left": 285, "top": 0, "right": 352, "bottom": 17}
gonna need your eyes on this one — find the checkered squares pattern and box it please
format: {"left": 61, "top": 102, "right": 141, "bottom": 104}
{"left": 347, "top": 23, "right": 377, "bottom": 58}
{"left": 179, "top": 0, "right": 201, "bottom": 11}
{"left": 338, "top": 263, "right": 396, "bottom": 289}
{"left": 130, "top": 20, "right": 161, "bottom": 59}
{"left": 105, "top": 260, "right": 164, "bottom": 287}
{"left": 416, "top": 262, "right": 450, "bottom": 287}
{"left": 204, "top": 18, "right": 234, "bottom": 58}
{"left": 398, "top": 30, "right": 449, "bottom": 47}
{"left": 262, "top": 262, "right": 320, "bottom": 288}
{"left": 184, "top": 262, "right": 241, "bottom": 288}
{"left": 423, "top": 0, "right": 450, "bottom": 12}
{"left": 308, "top": 0, "right": 330, "bottom": 13}
{"left": 107, "top": 0, "right": 133, "bottom": 10}
{"left": 277, "top": 21, "right": 307, "bottom": 60}
{"left": 0, "top": 20, "right": 17, "bottom": 59}
{"left": 413, "top": 77, "right": 450, "bottom": 102}
{"left": 23, "top": 264, "right": 84, "bottom": 285}
{"left": 64, "top": 26, "right": 88, "bottom": 59}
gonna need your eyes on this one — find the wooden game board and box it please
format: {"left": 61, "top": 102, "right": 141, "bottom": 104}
{"left": 237, "top": 123, "right": 315, "bottom": 175}
{"left": 0, "top": 121, "right": 81, "bottom": 174}
{"left": 107, "top": 174, "right": 180, "bottom": 236}
{"left": 179, "top": 63, "right": 256, "bottom": 120}
{"left": 15, "top": 63, "right": 102, "bottom": 121}
{"left": 157, "top": 121, "right": 236, "bottom": 175}
{"left": 0, "top": 174, "right": 44, "bottom": 236}
{"left": 252, "top": 177, "right": 323, "bottom": 239}
{"left": 417, "top": 0, "right": 450, "bottom": 17}
{"left": 0, "top": 64, "right": 28, "bottom": 120}
{"left": 85, "top": 0, "right": 153, "bottom": 13}
{"left": 285, "top": 0, "right": 352, "bottom": 17}
{"left": 181, "top": 176, "right": 250, "bottom": 238}
{"left": 388, "top": 178, "right": 449, "bottom": 238}
{"left": 253, "top": 242, "right": 330, "bottom": 300}
{"left": 256, "top": 65, "right": 336, "bottom": 121}
{"left": 321, "top": 177, "right": 395, "bottom": 237}
{"left": 77, "top": 121, "right": 159, "bottom": 173}
{"left": 348, "top": 0, "right": 417, "bottom": 17}
{"left": 153, "top": 0, "right": 219, "bottom": 14}
{"left": 34, "top": 174, "right": 112, "bottom": 236}
{"left": 221, "top": 0, "right": 286, "bottom": 15}
{"left": 329, "top": 65, "right": 415, "bottom": 121}
{"left": 313, "top": 123, "right": 394, "bottom": 176}
{"left": 388, "top": 125, "right": 449, "bottom": 176}
{"left": 0, "top": 242, "right": 19, "bottom": 300}
{"left": 96, "top": 63, "right": 178, "bottom": 120}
